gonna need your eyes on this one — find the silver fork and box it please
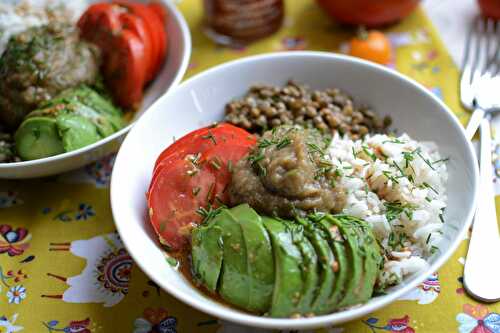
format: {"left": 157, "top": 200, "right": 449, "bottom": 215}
{"left": 460, "top": 16, "right": 500, "bottom": 303}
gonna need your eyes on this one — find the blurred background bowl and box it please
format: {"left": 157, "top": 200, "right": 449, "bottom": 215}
{"left": 0, "top": 0, "right": 191, "bottom": 179}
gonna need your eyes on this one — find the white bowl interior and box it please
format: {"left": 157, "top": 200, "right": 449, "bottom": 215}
{"left": 0, "top": 0, "right": 191, "bottom": 178}
{"left": 111, "top": 52, "right": 478, "bottom": 329}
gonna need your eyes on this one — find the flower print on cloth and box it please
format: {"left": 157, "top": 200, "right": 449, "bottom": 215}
{"left": 42, "top": 318, "right": 91, "bottom": 333}
{"left": 42, "top": 232, "right": 133, "bottom": 307}
{"left": 0, "top": 314, "right": 23, "bottom": 332}
{"left": 47, "top": 203, "right": 95, "bottom": 223}
{"left": 0, "top": 225, "right": 31, "bottom": 257}
{"left": 398, "top": 272, "right": 440, "bottom": 304}
{"left": 279, "top": 36, "right": 307, "bottom": 50}
{"left": 363, "top": 315, "right": 415, "bottom": 333}
{"left": 0, "top": 267, "right": 28, "bottom": 288}
{"left": 133, "top": 308, "right": 177, "bottom": 333}
{"left": 456, "top": 303, "right": 500, "bottom": 333}
{"left": 0, "top": 191, "right": 23, "bottom": 208}
{"left": 58, "top": 154, "right": 115, "bottom": 188}
{"left": 6, "top": 285, "right": 26, "bottom": 304}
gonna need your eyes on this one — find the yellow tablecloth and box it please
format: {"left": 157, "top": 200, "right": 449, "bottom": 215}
{"left": 1, "top": 1, "right": 499, "bottom": 332}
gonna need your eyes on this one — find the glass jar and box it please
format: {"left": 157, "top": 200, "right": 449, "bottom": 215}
{"left": 203, "top": 0, "right": 284, "bottom": 46}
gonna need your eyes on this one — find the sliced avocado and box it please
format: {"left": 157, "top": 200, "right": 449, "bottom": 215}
{"left": 64, "top": 102, "right": 115, "bottom": 138}
{"left": 297, "top": 217, "right": 336, "bottom": 315}
{"left": 229, "top": 204, "right": 274, "bottom": 313}
{"left": 215, "top": 210, "right": 250, "bottom": 310}
{"left": 262, "top": 216, "right": 303, "bottom": 318}
{"left": 14, "top": 117, "right": 64, "bottom": 160}
{"left": 56, "top": 113, "right": 101, "bottom": 152}
{"left": 316, "top": 215, "right": 349, "bottom": 312}
{"left": 191, "top": 222, "right": 224, "bottom": 292}
{"left": 337, "top": 215, "right": 382, "bottom": 302}
{"left": 331, "top": 216, "right": 363, "bottom": 308}
{"left": 281, "top": 218, "right": 318, "bottom": 315}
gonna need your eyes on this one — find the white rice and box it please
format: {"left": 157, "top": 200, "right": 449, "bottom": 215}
{"left": 328, "top": 133, "right": 448, "bottom": 287}
{"left": 0, "top": 0, "right": 88, "bottom": 56}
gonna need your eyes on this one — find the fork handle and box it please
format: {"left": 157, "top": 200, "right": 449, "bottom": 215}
{"left": 464, "top": 116, "right": 500, "bottom": 302}
{"left": 465, "top": 108, "right": 485, "bottom": 140}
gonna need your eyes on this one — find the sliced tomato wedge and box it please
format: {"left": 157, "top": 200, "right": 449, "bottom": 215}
{"left": 148, "top": 157, "right": 217, "bottom": 251}
{"left": 202, "top": 141, "right": 255, "bottom": 204}
{"left": 78, "top": 4, "right": 121, "bottom": 57}
{"left": 114, "top": 1, "right": 167, "bottom": 77}
{"left": 151, "top": 124, "right": 255, "bottom": 181}
{"left": 119, "top": 12, "right": 155, "bottom": 83}
{"left": 148, "top": 2, "right": 168, "bottom": 26}
{"left": 104, "top": 29, "right": 146, "bottom": 108}
{"left": 147, "top": 124, "right": 256, "bottom": 251}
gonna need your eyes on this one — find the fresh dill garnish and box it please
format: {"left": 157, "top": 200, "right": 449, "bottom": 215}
{"left": 210, "top": 157, "right": 221, "bottom": 170}
{"left": 362, "top": 145, "right": 377, "bottom": 161}
{"left": 402, "top": 151, "right": 415, "bottom": 168}
{"left": 192, "top": 187, "right": 201, "bottom": 196}
{"left": 276, "top": 137, "right": 291, "bottom": 149}
{"left": 421, "top": 182, "right": 439, "bottom": 194}
{"left": 430, "top": 245, "right": 439, "bottom": 255}
{"left": 382, "top": 138, "right": 405, "bottom": 144}
{"left": 196, "top": 204, "right": 226, "bottom": 224}
{"left": 352, "top": 147, "right": 358, "bottom": 158}
{"left": 384, "top": 202, "right": 416, "bottom": 221}
{"left": 202, "top": 131, "right": 217, "bottom": 145}
{"left": 227, "top": 160, "right": 233, "bottom": 173}
{"left": 426, "top": 233, "right": 432, "bottom": 244}
{"left": 382, "top": 170, "right": 400, "bottom": 184}
{"left": 392, "top": 161, "right": 406, "bottom": 178}
{"left": 416, "top": 149, "right": 435, "bottom": 170}
{"left": 307, "top": 142, "right": 325, "bottom": 155}
{"left": 433, "top": 157, "right": 449, "bottom": 165}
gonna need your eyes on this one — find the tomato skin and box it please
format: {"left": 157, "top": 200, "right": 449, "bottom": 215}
{"left": 148, "top": 2, "right": 168, "bottom": 26}
{"left": 349, "top": 30, "right": 392, "bottom": 65}
{"left": 104, "top": 30, "right": 146, "bottom": 108}
{"left": 119, "top": 12, "right": 155, "bottom": 83}
{"left": 316, "top": 0, "right": 419, "bottom": 27}
{"left": 148, "top": 158, "right": 217, "bottom": 251}
{"left": 147, "top": 124, "right": 256, "bottom": 251}
{"left": 478, "top": 0, "right": 500, "bottom": 19}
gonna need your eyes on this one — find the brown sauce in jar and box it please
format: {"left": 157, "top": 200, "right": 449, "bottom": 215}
{"left": 203, "top": 0, "right": 284, "bottom": 45}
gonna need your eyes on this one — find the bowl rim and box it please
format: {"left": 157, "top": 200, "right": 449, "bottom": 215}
{"left": 0, "top": 0, "right": 191, "bottom": 172}
{"left": 111, "top": 51, "right": 479, "bottom": 330}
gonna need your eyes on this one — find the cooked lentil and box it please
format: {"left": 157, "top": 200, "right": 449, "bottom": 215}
{"left": 224, "top": 80, "right": 391, "bottom": 139}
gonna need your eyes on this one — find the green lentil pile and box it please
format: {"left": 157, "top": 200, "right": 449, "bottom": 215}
{"left": 224, "top": 81, "right": 391, "bottom": 139}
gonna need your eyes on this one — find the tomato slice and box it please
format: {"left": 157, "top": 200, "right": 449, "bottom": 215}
{"left": 202, "top": 141, "right": 255, "bottom": 204}
{"left": 148, "top": 157, "right": 217, "bottom": 251}
{"left": 78, "top": 4, "right": 121, "bottom": 57}
{"left": 114, "top": 1, "right": 167, "bottom": 78}
{"left": 152, "top": 123, "right": 255, "bottom": 175}
{"left": 148, "top": 2, "right": 168, "bottom": 26}
{"left": 104, "top": 29, "right": 146, "bottom": 108}
{"left": 119, "top": 12, "right": 155, "bottom": 83}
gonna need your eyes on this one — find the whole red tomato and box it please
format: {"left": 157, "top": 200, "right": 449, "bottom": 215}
{"left": 316, "top": 0, "right": 420, "bottom": 27}
{"left": 478, "top": 0, "right": 500, "bottom": 19}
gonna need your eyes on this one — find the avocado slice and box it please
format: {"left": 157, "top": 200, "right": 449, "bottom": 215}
{"left": 262, "top": 216, "right": 303, "bottom": 318}
{"left": 331, "top": 216, "right": 364, "bottom": 308}
{"left": 56, "top": 113, "right": 102, "bottom": 152}
{"left": 14, "top": 116, "right": 65, "bottom": 160}
{"left": 44, "top": 85, "right": 125, "bottom": 130}
{"left": 64, "top": 102, "right": 116, "bottom": 138}
{"left": 316, "top": 215, "right": 349, "bottom": 312}
{"left": 281, "top": 218, "right": 318, "bottom": 315}
{"left": 229, "top": 204, "right": 274, "bottom": 313}
{"left": 296, "top": 217, "right": 336, "bottom": 315}
{"left": 191, "top": 222, "right": 224, "bottom": 292}
{"left": 215, "top": 209, "right": 251, "bottom": 310}
{"left": 337, "top": 215, "right": 382, "bottom": 302}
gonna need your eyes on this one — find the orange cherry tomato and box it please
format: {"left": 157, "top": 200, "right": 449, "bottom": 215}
{"left": 348, "top": 30, "right": 392, "bottom": 65}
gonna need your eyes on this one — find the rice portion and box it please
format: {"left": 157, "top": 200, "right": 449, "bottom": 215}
{"left": 328, "top": 133, "right": 448, "bottom": 288}
{"left": 0, "top": 0, "right": 88, "bottom": 56}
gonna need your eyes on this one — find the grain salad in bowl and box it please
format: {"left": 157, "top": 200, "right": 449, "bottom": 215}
{"left": 110, "top": 52, "right": 478, "bottom": 329}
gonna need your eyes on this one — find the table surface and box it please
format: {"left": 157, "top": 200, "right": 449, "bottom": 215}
{"left": 1, "top": 2, "right": 500, "bottom": 333}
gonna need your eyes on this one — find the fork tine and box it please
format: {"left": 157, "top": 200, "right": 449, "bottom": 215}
{"left": 471, "top": 17, "right": 487, "bottom": 83}
{"left": 482, "top": 19, "right": 500, "bottom": 78}
{"left": 461, "top": 17, "right": 476, "bottom": 85}
{"left": 489, "top": 20, "right": 500, "bottom": 77}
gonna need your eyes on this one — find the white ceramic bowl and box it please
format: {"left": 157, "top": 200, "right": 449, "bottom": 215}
{"left": 0, "top": 0, "right": 191, "bottom": 179}
{"left": 111, "top": 52, "right": 478, "bottom": 330}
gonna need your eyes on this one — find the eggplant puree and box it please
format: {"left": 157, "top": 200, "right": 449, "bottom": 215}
{"left": 229, "top": 125, "right": 345, "bottom": 217}
{"left": 0, "top": 23, "right": 100, "bottom": 129}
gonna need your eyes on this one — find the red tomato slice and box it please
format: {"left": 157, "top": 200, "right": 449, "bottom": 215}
{"left": 114, "top": 1, "right": 167, "bottom": 78}
{"left": 152, "top": 123, "right": 255, "bottom": 176}
{"left": 148, "top": 157, "right": 217, "bottom": 251}
{"left": 78, "top": 4, "right": 121, "bottom": 57}
{"left": 202, "top": 141, "right": 256, "bottom": 204}
{"left": 148, "top": 2, "right": 168, "bottom": 26}
{"left": 119, "top": 12, "right": 155, "bottom": 83}
{"left": 104, "top": 29, "right": 146, "bottom": 108}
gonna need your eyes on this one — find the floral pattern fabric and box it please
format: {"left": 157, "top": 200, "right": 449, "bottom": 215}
{"left": 1, "top": 1, "right": 499, "bottom": 332}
